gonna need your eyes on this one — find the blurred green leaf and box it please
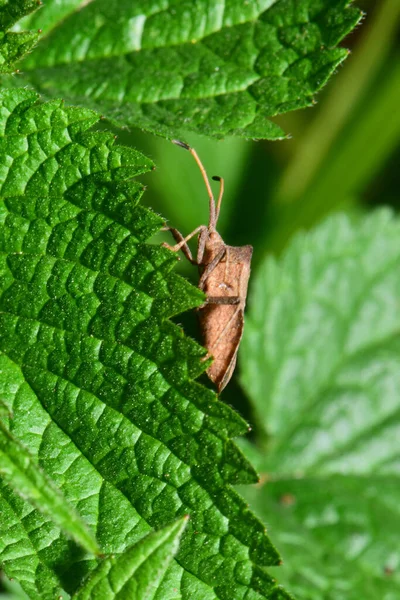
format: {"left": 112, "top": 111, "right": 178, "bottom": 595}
{"left": 0, "top": 575, "right": 30, "bottom": 600}
{"left": 241, "top": 476, "right": 400, "bottom": 600}
{"left": 73, "top": 518, "right": 188, "bottom": 600}
{"left": 239, "top": 209, "right": 400, "bottom": 597}
{"left": 12, "top": 0, "right": 361, "bottom": 139}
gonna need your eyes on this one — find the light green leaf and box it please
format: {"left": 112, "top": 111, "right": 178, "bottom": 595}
{"left": 73, "top": 517, "right": 188, "bottom": 600}
{"left": 12, "top": 0, "right": 361, "bottom": 139}
{"left": 0, "top": 87, "right": 291, "bottom": 600}
{"left": 239, "top": 210, "right": 400, "bottom": 598}
{"left": 241, "top": 476, "right": 400, "bottom": 600}
{"left": 0, "top": 420, "right": 100, "bottom": 555}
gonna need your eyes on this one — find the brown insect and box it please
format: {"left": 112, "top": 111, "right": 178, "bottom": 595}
{"left": 163, "top": 140, "right": 253, "bottom": 393}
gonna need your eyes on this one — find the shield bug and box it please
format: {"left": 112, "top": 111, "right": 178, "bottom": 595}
{"left": 163, "top": 141, "right": 253, "bottom": 393}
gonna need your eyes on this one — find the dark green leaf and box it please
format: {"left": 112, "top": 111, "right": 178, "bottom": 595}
{"left": 13, "top": 0, "right": 361, "bottom": 139}
{"left": 0, "top": 88, "right": 291, "bottom": 599}
{"left": 0, "top": 0, "right": 40, "bottom": 30}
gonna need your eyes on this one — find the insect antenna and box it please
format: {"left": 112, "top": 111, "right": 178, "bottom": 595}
{"left": 172, "top": 139, "right": 217, "bottom": 229}
{"left": 212, "top": 175, "right": 224, "bottom": 225}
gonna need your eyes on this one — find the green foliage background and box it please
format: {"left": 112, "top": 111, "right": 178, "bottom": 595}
{"left": 135, "top": 0, "right": 400, "bottom": 428}
{"left": 0, "top": 0, "right": 399, "bottom": 598}
{"left": 110, "top": 1, "right": 400, "bottom": 597}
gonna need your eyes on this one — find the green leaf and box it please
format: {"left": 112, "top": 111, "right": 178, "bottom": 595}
{"left": 0, "top": 0, "right": 40, "bottom": 73}
{"left": 0, "top": 87, "right": 291, "bottom": 599}
{"left": 239, "top": 210, "right": 400, "bottom": 598}
{"left": 73, "top": 517, "right": 188, "bottom": 600}
{"left": 15, "top": 0, "right": 82, "bottom": 34}
{"left": 0, "top": 0, "right": 39, "bottom": 29}
{"left": 12, "top": 0, "right": 361, "bottom": 139}
{"left": 0, "top": 420, "right": 100, "bottom": 555}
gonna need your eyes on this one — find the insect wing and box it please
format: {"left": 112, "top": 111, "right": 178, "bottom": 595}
{"left": 199, "top": 304, "right": 244, "bottom": 391}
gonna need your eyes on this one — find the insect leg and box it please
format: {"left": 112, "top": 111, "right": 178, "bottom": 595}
{"left": 162, "top": 225, "right": 206, "bottom": 264}
{"left": 212, "top": 175, "right": 224, "bottom": 225}
{"left": 196, "top": 227, "right": 209, "bottom": 265}
{"left": 205, "top": 296, "right": 240, "bottom": 305}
